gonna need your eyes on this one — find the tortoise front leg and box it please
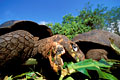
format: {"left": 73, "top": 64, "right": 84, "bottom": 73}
{"left": 86, "top": 49, "right": 108, "bottom": 61}
{"left": 0, "top": 30, "right": 35, "bottom": 67}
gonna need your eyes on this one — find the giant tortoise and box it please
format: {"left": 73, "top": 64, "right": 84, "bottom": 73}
{"left": 72, "top": 30, "right": 120, "bottom": 60}
{"left": 0, "top": 20, "right": 85, "bottom": 79}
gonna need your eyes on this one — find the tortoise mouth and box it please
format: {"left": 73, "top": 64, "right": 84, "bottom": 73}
{"left": 50, "top": 51, "right": 76, "bottom": 72}
{"left": 61, "top": 51, "right": 76, "bottom": 64}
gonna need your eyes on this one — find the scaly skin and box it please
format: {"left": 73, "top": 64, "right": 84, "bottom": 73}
{"left": 0, "top": 30, "right": 34, "bottom": 67}
{"left": 0, "top": 30, "right": 85, "bottom": 72}
{"left": 86, "top": 49, "right": 108, "bottom": 61}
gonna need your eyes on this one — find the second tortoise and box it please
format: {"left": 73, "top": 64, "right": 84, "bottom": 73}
{"left": 72, "top": 30, "right": 120, "bottom": 60}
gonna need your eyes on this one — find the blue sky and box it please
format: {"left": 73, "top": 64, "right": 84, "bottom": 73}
{"left": 0, "top": 0, "right": 120, "bottom": 24}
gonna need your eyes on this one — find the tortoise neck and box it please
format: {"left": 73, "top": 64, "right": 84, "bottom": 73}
{"left": 37, "top": 36, "right": 54, "bottom": 58}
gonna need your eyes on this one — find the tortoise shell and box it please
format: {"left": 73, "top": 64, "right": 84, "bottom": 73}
{"left": 72, "top": 30, "right": 120, "bottom": 60}
{"left": 0, "top": 20, "right": 53, "bottom": 39}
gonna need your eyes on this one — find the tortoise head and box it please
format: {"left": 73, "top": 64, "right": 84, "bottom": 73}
{"left": 38, "top": 34, "right": 85, "bottom": 72}
{"left": 53, "top": 35, "right": 85, "bottom": 62}
{"left": 48, "top": 34, "right": 85, "bottom": 72}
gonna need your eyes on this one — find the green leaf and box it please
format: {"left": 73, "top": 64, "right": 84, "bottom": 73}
{"left": 23, "top": 58, "right": 38, "bottom": 65}
{"left": 13, "top": 72, "right": 37, "bottom": 79}
{"left": 4, "top": 76, "right": 13, "bottom": 80}
{"left": 101, "top": 72, "right": 118, "bottom": 80}
{"left": 35, "top": 77, "right": 44, "bottom": 80}
{"left": 77, "top": 68, "right": 90, "bottom": 78}
{"left": 65, "top": 59, "right": 116, "bottom": 80}
{"left": 64, "top": 76, "right": 74, "bottom": 80}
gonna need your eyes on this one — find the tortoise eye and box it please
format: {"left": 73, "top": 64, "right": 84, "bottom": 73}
{"left": 72, "top": 44, "right": 78, "bottom": 52}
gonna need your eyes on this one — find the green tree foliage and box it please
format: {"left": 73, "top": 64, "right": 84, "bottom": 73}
{"left": 49, "top": 13, "right": 92, "bottom": 39}
{"left": 78, "top": 3, "right": 107, "bottom": 29}
{"left": 47, "top": 3, "right": 120, "bottom": 39}
{"left": 104, "top": 7, "right": 120, "bottom": 35}
{"left": 105, "top": 7, "right": 120, "bottom": 25}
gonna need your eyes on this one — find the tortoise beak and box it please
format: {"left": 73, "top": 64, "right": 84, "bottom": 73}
{"left": 75, "top": 51, "right": 85, "bottom": 61}
{"left": 70, "top": 49, "right": 85, "bottom": 62}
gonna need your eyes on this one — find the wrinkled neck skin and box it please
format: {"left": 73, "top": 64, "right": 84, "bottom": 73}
{"left": 36, "top": 36, "right": 54, "bottom": 58}
{"left": 36, "top": 35, "right": 63, "bottom": 58}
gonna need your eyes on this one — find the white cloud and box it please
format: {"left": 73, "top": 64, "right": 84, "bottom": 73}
{"left": 118, "top": 20, "right": 120, "bottom": 32}
{"left": 39, "top": 21, "right": 48, "bottom": 25}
